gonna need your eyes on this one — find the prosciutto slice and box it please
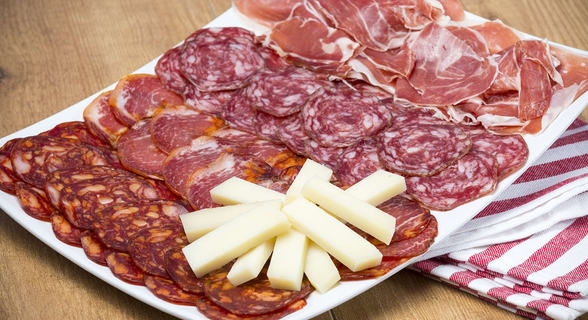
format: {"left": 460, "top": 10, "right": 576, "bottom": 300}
{"left": 469, "top": 21, "right": 521, "bottom": 54}
{"left": 233, "top": 0, "right": 303, "bottom": 27}
{"left": 551, "top": 46, "right": 588, "bottom": 99}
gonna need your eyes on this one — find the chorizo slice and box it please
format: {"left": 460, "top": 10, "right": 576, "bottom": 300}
{"left": 51, "top": 212, "right": 82, "bottom": 247}
{"left": 144, "top": 274, "right": 201, "bottom": 306}
{"left": 164, "top": 246, "right": 204, "bottom": 294}
{"left": 241, "top": 139, "right": 305, "bottom": 175}
{"left": 105, "top": 249, "right": 145, "bottom": 285}
{"left": 0, "top": 138, "right": 21, "bottom": 195}
{"left": 377, "top": 195, "right": 431, "bottom": 242}
{"left": 15, "top": 182, "right": 55, "bottom": 221}
{"left": 377, "top": 216, "right": 439, "bottom": 260}
{"left": 80, "top": 230, "right": 108, "bottom": 266}
{"left": 41, "top": 121, "right": 109, "bottom": 147}
{"left": 335, "top": 258, "right": 407, "bottom": 281}
{"left": 196, "top": 297, "right": 306, "bottom": 320}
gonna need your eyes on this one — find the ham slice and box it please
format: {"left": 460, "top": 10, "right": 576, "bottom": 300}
{"left": 469, "top": 21, "right": 521, "bottom": 54}
{"left": 437, "top": 0, "right": 465, "bottom": 21}
{"left": 551, "top": 46, "right": 588, "bottom": 99}
{"left": 233, "top": 0, "right": 303, "bottom": 27}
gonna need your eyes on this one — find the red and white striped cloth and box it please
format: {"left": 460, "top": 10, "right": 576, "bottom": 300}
{"left": 411, "top": 119, "right": 588, "bottom": 320}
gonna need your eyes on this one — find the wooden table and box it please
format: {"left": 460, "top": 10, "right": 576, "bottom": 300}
{"left": 1, "top": 0, "right": 587, "bottom": 319}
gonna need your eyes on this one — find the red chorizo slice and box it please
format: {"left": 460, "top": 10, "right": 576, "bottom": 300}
{"left": 96, "top": 146, "right": 125, "bottom": 170}
{"left": 60, "top": 176, "right": 159, "bottom": 229}
{"left": 83, "top": 91, "right": 129, "bottom": 148}
{"left": 118, "top": 118, "right": 167, "bottom": 180}
{"left": 51, "top": 211, "right": 82, "bottom": 247}
{"left": 196, "top": 297, "right": 306, "bottom": 320}
{"left": 127, "top": 225, "right": 188, "bottom": 278}
{"left": 93, "top": 200, "right": 188, "bottom": 252}
{"left": 80, "top": 230, "right": 108, "bottom": 266}
{"left": 180, "top": 28, "right": 264, "bottom": 91}
{"left": 471, "top": 132, "right": 528, "bottom": 180}
{"left": 377, "top": 195, "right": 431, "bottom": 242}
{"left": 335, "top": 258, "right": 407, "bottom": 281}
{"left": 42, "top": 121, "right": 109, "bottom": 147}
{"left": 241, "top": 139, "right": 305, "bottom": 175}
{"left": 406, "top": 151, "right": 498, "bottom": 211}
{"left": 336, "top": 138, "right": 386, "bottom": 186}
{"left": 222, "top": 89, "right": 256, "bottom": 134}
{"left": 304, "top": 140, "right": 344, "bottom": 171}
{"left": 155, "top": 46, "right": 188, "bottom": 95}
{"left": 44, "top": 166, "right": 135, "bottom": 208}
{"left": 377, "top": 216, "right": 439, "bottom": 259}
{"left": 183, "top": 84, "right": 234, "bottom": 117}
{"left": 377, "top": 124, "right": 472, "bottom": 176}
{"left": 254, "top": 112, "right": 295, "bottom": 143}
{"left": 162, "top": 136, "right": 240, "bottom": 196}
{"left": 302, "top": 87, "right": 392, "bottom": 147}
{"left": 105, "top": 249, "right": 145, "bottom": 285}
{"left": 15, "top": 182, "right": 55, "bottom": 221}
{"left": 203, "top": 266, "right": 312, "bottom": 316}
{"left": 164, "top": 246, "right": 204, "bottom": 294}
{"left": 150, "top": 105, "right": 225, "bottom": 154}
{"left": 278, "top": 165, "right": 301, "bottom": 184}
{"left": 10, "top": 136, "right": 109, "bottom": 188}
{"left": 208, "top": 128, "right": 259, "bottom": 146}
{"left": 246, "top": 67, "right": 329, "bottom": 117}
{"left": 277, "top": 115, "right": 310, "bottom": 156}
{"left": 144, "top": 178, "right": 182, "bottom": 201}
{"left": 144, "top": 274, "right": 201, "bottom": 306}
{"left": 109, "top": 74, "right": 183, "bottom": 126}
{"left": 186, "top": 153, "right": 272, "bottom": 209}
{"left": 0, "top": 139, "right": 22, "bottom": 194}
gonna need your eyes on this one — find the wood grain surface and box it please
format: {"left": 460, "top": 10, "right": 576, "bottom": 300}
{"left": 0, "top": 0, "right": 587, "bottom": 319}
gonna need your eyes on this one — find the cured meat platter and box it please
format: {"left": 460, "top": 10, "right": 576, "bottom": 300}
{"left": 1, "top": 7, "right": 587, "bottom": 320}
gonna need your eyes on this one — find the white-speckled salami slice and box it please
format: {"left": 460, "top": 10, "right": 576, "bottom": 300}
{"left": 336, "top": 138, "right": 386, "bottom": 186}
{"left": 277, "top": 115, "right": 310, "bottom": 156}
{"left": 392, "top": 107, "right": 448, "bottom": 127}
{"left": 471, "top": 132, "right": 528, "bottom": 180}
{"left": 222, "top": 89, "right": 256, "bottom": 134}
{"left": 183, "top": 84, "right": 234, "bottom": 117}
{"left": 304, "top": 140, "right": 344, "bottom": 171}
{"left": 118, "top": 119, "right": 167, "bottom": 180}
{"left": 155, "top": 46, "right": 188, "bottom": 95}
{"left": 254, "top": 112, "right": 295, "bottom": 143}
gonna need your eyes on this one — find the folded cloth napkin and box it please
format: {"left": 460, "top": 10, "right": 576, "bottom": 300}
{"left": 410, "top": 118, "right": 588, "bottom": 320}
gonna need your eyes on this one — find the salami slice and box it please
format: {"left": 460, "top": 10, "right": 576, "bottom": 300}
{"left": 203, "top": 265, "right": 312, "bottom": 316}
{"left": 127, "top": 225, "right": 188, "bottom": 278}
{"left": 180, "top": 28, "right": 264, "bottom": 91}
{"left": 257, "top": 45, "right": 291, "bottom": 71}
{"left": 380, "top": 98, "right": 408, "bottom": 118}
{"left": 457, "top": 124, "right": 488, "bottom": 136}
{"left": 155, "top": 46, "right": 188, "bottom": 95}
{"left": 83, "top": 91, "right": 129, "bottom": 148}
{"left": 302, "top": 87, "right": 392, "bottom": 147}
{"left": 105, "top": 249, "right": 145, "bottom": 285}
{"left": 164, "top": 246, "right": 204, "bottom": 294}
{"left": 336, "top": 138, "right": 386, "bottom": 186}
{"left": 377, "top": 216, "right": 438, "bottom": 259}
{"left": 391, "top": 108, "right": 449, "bottom": 128}
{"left": 406, "top": 151, "right": 498, "bottom": 211}
{"left": 0, "top": 139, "right": 22, "bottom": 194}
{"left": 278, "top": 165, "right": 301, "bottom": 184}
{"left": 118, "top": 118, "right": 167, "bottom": 179}
{"left": 15, "top": 182, "right": 55, "bottom": 221}
{"left": 196, "top": 298, "right": 306, "bottom": 320}
{"left": 109, "top": 74, "right": 183, "bottom": 126}
{"left": 304, "top": 140, "right": 344, "bottom": 171}
{"left": 144, "top": 274, "right": 201, "bottom": 306}
{"left": 182, "top": 27, "right": 257, "bottom": 50}
{"left": 241, "top": 140, "right": 305, "bottom": 175}
{"left": 186, "top": 153, "right": 272, "bottom": 209}
{"left": 335, "top": 258, "right": 406, "bottom": 281}
{"left": 44, "top": 166, "right": 135, "bottom": 209}
{"left": 247, "top": 67, "right": 329, "bottom": 117}
{"left": 60, "top": 176, "right": 159, "bottom": 229}
{"left": 276, "top": 115, "right": 310, "bottom": 156}
{"left": 222, "top": 89, "right": 256, "bottom": 134}
{"left": 377, "top": 124, "right": 472, "bottom": 176}
{"left": 471, "top": 132, "right": 528, "bottom": 180}
{"left": 93, "top": 200, "right": 187, "bottom": 252}
{"left": 162, "top": 136, "right": 240, "bottom": 196}
{"left": 183, "top": 84, "right": 234, "bottom": 117}
{"left": 51, "top": 212, "right": 82, "bottom": 247}
{"left": 80, "top": 230, "right": 108, "bottom": 266}
{"left": 10, "top": 136, "right": 109, "bottom": 188}
{"left": 208, "top": 128, "right": 259, "bottom": 146}
{"left": 150, "top": 105, "right": 224, "bottom": 153}
{"left": 42, "top": 121, "right": 109, "bottom": 147}
{"left": 347, "top": 80, "right": 394, "bottom": 100}
{"left": 254, "top": 112, "right": 294, "bottom": 143}
{"left": 377, "top": 195, "right": 431, "bottom": 242}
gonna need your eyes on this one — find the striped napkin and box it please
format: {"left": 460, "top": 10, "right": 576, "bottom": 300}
{"left": 410, "top": 118, "right": 588, "bottom": 320}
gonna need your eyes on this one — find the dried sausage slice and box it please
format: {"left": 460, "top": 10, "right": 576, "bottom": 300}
{"left": 11, "top": 136, "right": 109, "bottom": 188}
{"left": 0, "top": 138, "right": 21, "bottom": 194}
{"left": 302, "top": 87, "right": 392, "bottom": 147}
{"left": 183, "top": 84, "right": 234, "bottom": 117}
{"left": 336, "top": 138, "right": 386, "bottom": 186}
{"left": 377, "top": 196, "right": 431, "bottom": 242}
{"left": 246, "top": 66, "right": 328, "bottom": 117}
{"left": 277, "top": 115, "right": 310, "bottom": 156}
{"left": 241, "top": 140, "right": 305, "bottom": 175}
{"left": 336, "top": 258, "right": 406, "bottom": 281}
{"left": 196, "top": 298, "right": 306, "bottom": 320}
{"left": 60, "top": 176, "right": 159, "bottom": 229}
{"left": 377, "top": 216, "right": 438, "bottom": 259}
{"left": 150, "top": 105, "right": 224, "bottom": 153}
{"left": 162, "top": 136, "right": 240, "bottom": 196}
{"left": 278, "top": 165, "right": 301, "bottom": 184}
{"left": 254, "top": 112, "right": 295, "bottom": 143}
{"left": 118, "top": 118, "right": 167, "bottom": 180}
{"left": 144, "top": 178, "right": 182, "bottom": 201}
{"left": 164, "top": 246, "right": 204, "bottom": 294}
{"left": 42, "top": 121, "right": 109, "bottom": 147}
{"left": 83, "top": 91, "right": 129, "bottom": 148}
{"left": 93, "top": 200, "right": 188, "bottom": 252}
{"left": 127, "top": 225, "right": 188, "bottom": 278}
{"left": 109, "top": 74, "right": 183, "bottom": 126}
{"left": 144, "top": 274, "right": 201, "bottom": 306}
{"left": 406, "top": 151, "right": 498, "bottom": 211}
{"left": 155, "top": 46, "right": 188, "bottom": 95}
{"left": 471, "top": 132, "right": 528, "bottom": 180}
{"left": 391, "top": 108, "right": 448, "bottom": 128}
{"left": 80, "top": 230, "right": 108, "bottom": 266}
{"left": 15, "top": 182, "right": 55, "bottom": 221}
{"left": 105, "top": 249, "right": 145, "bottom": 285}
{"left": 304, "top": 140, "right": 344, "bottom": 171}
{"left": 186, "top": 153, "right": 272, "bottom": 209}
{"left": 208, "top": 128, "right": 259, "bottom": 146}
{"left": 96, "top": 146, "right": 125, "bottom": 170}
{"left": 51, "top": 212, "right": 82, "bottom": 247}
{"left": 203, "top": 265, "right": 312, "bottom": 315}
{"left": 257, "top": 45, "right": 291, "bottom": 71}
{"left": 222, "top": 89, "right": 257, "bottom": 134}
{"left": 377, "top": 124, "right": 472, "bottom": 176}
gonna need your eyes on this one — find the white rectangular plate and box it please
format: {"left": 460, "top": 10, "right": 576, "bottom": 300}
{"left": 1, "top": 8, "right": 587, "bottom": 320}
